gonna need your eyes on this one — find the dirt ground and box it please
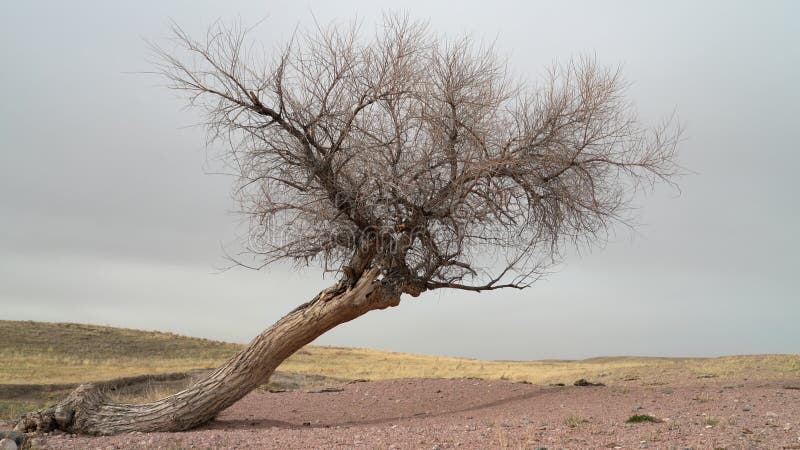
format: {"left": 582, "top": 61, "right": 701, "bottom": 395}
{"left": 23, "top": 376, "right": 800, "bottom": 449}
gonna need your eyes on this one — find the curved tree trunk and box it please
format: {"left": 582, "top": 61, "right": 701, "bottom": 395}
{"left": 15, "top": 269, "right": 400, "bottom": 435}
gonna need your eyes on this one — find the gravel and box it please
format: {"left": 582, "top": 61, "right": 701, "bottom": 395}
{"left": 26, "top": 377, "right": 800, "bottom": 449}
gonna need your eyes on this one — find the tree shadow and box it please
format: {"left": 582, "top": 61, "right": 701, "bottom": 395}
{"left": 209, "top": 385, "right": 563, "bottom": 430}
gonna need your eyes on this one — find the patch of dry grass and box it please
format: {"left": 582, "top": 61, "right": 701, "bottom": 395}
{"left": 0, "top": 399, "right": 50, "bottom": 421}
{"left": 0, "top": 321, "right": 241, "bottom": 383}
{"left": 564, "top": 414, "right": 588, "bottom": 428}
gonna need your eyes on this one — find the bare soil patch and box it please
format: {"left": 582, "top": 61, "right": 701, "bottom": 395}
{"left": 26, "top": 377, "right": 800, "bottom": 449}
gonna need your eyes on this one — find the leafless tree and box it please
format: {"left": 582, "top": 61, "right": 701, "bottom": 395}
{"left": 17, "top": 14, "right": 679, "bottom": 435}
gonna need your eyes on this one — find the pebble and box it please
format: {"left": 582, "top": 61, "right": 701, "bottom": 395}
{"left": 0, "top": 438, "right": 17, "bottom": 450}
{"left": 0, "top": 433, "right": 22, "bottom": 447}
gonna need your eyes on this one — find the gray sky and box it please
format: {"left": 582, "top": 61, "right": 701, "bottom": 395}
{"left": 1, "top": 1, "right": 798, "bottom": 360}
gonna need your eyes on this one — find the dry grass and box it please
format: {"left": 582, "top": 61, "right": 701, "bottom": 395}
{"left": 0, "top": 399, "right": 49, "bottom": 421}
{"left": 1, "top": 320, "right": 798, "bottom": 386}
{"left": 278, "top": 347, "right": 800, "bottom": 386}
{"left": 1, "top": 320, "right": 799, "bottom": 423}
{"left": 564, "top": 414, "right": 588, "bottom": 428}
{"left": 0, "top": 321, "right": 241, "bottom": 384}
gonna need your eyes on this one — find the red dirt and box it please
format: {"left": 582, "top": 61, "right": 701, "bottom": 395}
{"left": 31, "top": 377, "right": 800, "bottom": 449}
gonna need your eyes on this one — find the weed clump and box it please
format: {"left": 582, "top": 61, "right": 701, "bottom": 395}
{"left": 564, "top": 415, "right": 588, "bottom": 427}
{"left": 626, "top": 414, "right": 662, "bottom": 423}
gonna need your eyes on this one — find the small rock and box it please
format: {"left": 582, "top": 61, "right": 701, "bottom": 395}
{"left": 520, "top": 417, "right": 530, "bottom": 425}
{"left": 0, "top": 438, "right": 16, "bottom": 450}
{"left": 742, "top": 407, "right": 751, "bottom": 412}
{"left": 0, "top": 432, "right": 23, "bottom": 447}
{"left": 632, "top": 405, "right": 644, "bottom": 411}
{"left": 308, "top": 387, "right": 344, "bottom": 393}
{"left": 574, "top": 379, "right": 605, "bottom": 387}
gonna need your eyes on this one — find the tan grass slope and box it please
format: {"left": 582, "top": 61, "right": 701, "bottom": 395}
{"left": 2, "top": 320, "right": 799, "bottom": 385}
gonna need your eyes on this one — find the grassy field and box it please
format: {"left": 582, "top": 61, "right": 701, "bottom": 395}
{"left": 1, "top": 320, "right": 798, "bottom": 420}
{"left": 0, "top": 321, "right": 241, "bottom": 384}
{"left": 281, "top": 347, "right": 800, "bottom": 385}
{"left": 2, "top": 320, "right": 799, "bottom": 385}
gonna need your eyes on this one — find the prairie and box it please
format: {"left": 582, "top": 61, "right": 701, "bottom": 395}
{"left": 2, "top": 320, "right": 798, "bottom": 421}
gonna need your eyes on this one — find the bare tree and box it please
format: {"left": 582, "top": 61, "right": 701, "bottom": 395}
{"left": 17, "top": 14, "right": 679, "bottom": 435}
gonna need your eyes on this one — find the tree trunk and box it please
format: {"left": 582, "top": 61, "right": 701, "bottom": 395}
{"left": 15, "top": 269, "right": 400, "bottom": 435}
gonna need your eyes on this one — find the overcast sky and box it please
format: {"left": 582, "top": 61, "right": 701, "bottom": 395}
{"left": 1, "top": 1, "right": 798, "bottom": 360}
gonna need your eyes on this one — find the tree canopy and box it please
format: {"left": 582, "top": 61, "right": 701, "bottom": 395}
{"left": 153, "top": 14, "right": 679, "bottom": 296}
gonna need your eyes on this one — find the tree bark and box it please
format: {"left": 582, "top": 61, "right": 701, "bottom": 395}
{"left": 15, "top": 269, "right": 400, "bottom": 435}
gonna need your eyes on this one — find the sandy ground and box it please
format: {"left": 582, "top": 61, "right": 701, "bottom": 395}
{"left": 25, "top": 377, "right": 800, "bottom": 449}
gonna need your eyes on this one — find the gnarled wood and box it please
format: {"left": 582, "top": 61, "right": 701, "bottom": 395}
{"left": 15, "top": 270, "right": 400, "bottom": 435}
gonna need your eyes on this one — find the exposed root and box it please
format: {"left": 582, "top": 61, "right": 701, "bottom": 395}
{"left": 15, "top": 384, "right": 108, "bottom": 433}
